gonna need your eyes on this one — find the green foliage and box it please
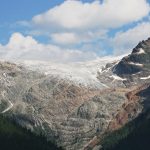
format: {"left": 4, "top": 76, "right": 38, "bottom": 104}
{"left": 0, "top": 115, "right": 62, "bottom": 150}
{"left": 101, "top": 122, "right": 134, "bottom": 149}
{"left": 101, "top": 110, "right": 150, "bottom": 150}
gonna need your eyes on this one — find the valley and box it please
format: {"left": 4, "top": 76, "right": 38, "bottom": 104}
{"left": 0, "top": 38, "right": 149, "bottom": 150}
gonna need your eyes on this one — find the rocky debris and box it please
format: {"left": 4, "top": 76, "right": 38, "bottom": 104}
{"left": 83, "top": 38, "right": 150, "bottom": 149}
{"left": 83, "top": 83, "right": 150, "bottom": 150}
{"left": 0, "top": 38, "right": 149, "bottom": 150}
{"left": 0, "top": 60, "right": 127, "bottom": 150}
{"left": 108, "top": 84, "right": 150, "bottom": 132}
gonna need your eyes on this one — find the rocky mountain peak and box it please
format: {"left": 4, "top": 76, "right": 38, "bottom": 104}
{"left": 114, "top": 37, "right": 150, "bottom": 76}
{"left": 0, "top": 38, "right": 149, "bottom": 150}
{"left": 132, "top": 37, "right": 150, "bottom": 54}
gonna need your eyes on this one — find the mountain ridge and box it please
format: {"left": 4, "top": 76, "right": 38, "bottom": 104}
{"left": 0, "top": 37, "right": 149, "bottom": 150}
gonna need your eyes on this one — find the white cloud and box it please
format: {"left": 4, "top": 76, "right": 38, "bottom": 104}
{"left": 7, "top": 33, "right": 38, "bottom": 50}
{"left": 51, "top": 32, "right": 79, "bottom": 45}
{"left": 29, "top": 0, "right": 150, "bottom": 46}
{"left": 0, "top": 33, "right": 98, "bottom": 62}
{"left": 111, "top": 22, "right": 150, "bottom": 55}
{"left": 3, "top": 0, "right": 150, "bottom": 61}
{"left": 50, "top": 29, "right": 107, "bottom": 45}
{"left": 32, "top": 0, "right": 150, "bottom": 30}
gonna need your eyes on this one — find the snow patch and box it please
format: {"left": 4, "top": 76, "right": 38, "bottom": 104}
{"left": 15, "top": 56, "right": 123, "bottom": 88}
{"left": 136, "top": 48, "right": 146, "bottom": 54}
{"left": 140, "top": 75, "right": 150, "bottom": 80}
{"left": 1, "top": 100, "right": 13, "bottom": 113}
{"left": 111, "top": 75, "right": 127, "bottom": 81}
{"left": 128, "top": 62, "right": 143, "bottom": 67}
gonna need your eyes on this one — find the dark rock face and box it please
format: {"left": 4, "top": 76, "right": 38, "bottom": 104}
{"left": 137, "top": 85, "right": 150, "bottom": 110}
{"left": 114, "top": 38, "right": 150, "bottom": 76}
{"left": 95, "top": 39, "right": 150, "bottom": 150}
{"left": 114, "top": 59, "right": 142, "bottom": 75}
{"left": 132, "top": 39, "right": 150, "bottom": 54}
{"left": 138, "top": 85, "right": 150, "bottom": 97}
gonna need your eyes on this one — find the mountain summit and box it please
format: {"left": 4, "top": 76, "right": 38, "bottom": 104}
{"left": 0, "top": 38, "right": 149, "bottom": 150}
{"left": 114, "top": 38, "right": 150, "bottom": 76}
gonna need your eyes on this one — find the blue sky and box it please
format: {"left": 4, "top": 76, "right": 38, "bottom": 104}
{"left": 0, "top": 0, "right": 62, "bottom": 43}
{"left": 0, "top": 0, "right": 150, "bottom": 62}
{"left": 0, "top": 0, "right": 94, "bottom": 43}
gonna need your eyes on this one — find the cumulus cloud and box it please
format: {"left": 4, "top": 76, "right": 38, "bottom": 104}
{"left": 51, "top": 32, "right": 80, "bottom": 45}
{"left": 2, "top": 0, "right": 150, "bottom": 62}
{"left": 111, "top": 22, "right": 150, "bottom": 55}
{"left": 50, "top": 29, "right": 107, "bottom": 45}
{"left": 0, "top": 33, "right": 98, "bottom": 62}
{"left": 32, "top": 0, "right": 150, "bottom": 30}
{"left": 28, "top": 0, "right": 150, "bottom": 46}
